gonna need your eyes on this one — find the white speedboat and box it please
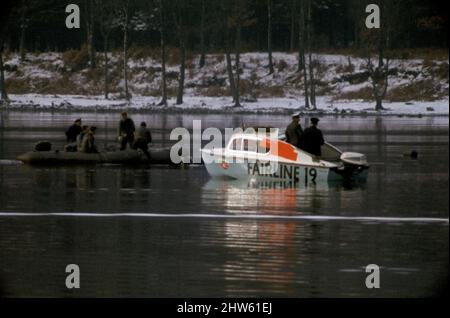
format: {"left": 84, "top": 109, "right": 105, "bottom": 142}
{"left": 201, "top": 131, "right": 369, "bottom": 184}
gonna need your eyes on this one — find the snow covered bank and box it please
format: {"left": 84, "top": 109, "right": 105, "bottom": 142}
{"left": 2, "top": 51, "right": 448, "bottom": 115}
{"left": 3, "top": 94, "right": 448, "bottom": 116}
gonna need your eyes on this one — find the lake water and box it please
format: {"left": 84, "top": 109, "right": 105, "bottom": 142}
{"left": 0, "top": 111, "right": 448, "bottom": 297}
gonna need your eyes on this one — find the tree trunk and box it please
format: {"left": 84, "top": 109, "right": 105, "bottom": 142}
{"left": 0, "top": 45, "right": 8, "bottom": 102}
{"left": 375, "top": 96, "right": 383, "bottom": 111}
{"left": 123, "top": 7, "right": 130, "bottom": 101}
{"left": 234, "top": 10, "right": 241, "bottom": 107}
{"left": 302, "top": 62, "right": 309, "bottom": 108}
{"left": 289, "top": 0, "right": 296, "bottom": 51}
{"left": 297, "top": 0, "right": 305, "bottom": 72}
{"left": 223, "top": 8, "right": 236, "bottom": 102}
{"left": 308, "top": 52, "right": 316, "bottom": 109}
{"left": 353, "top": 19, "right": 359, "bottom": 49}
{"left": 176, "top": 6, "right": 186, "bottom": 105}
{"left": 299, "top": 0, "right": 309, "bottom": 108}
{"left": 198, "top": 0, "right": 206, "bottom": 68}
{"left": 306, "top": 0, "right": 316, "bottom": 109}
{"left": 177, "top": 43, "right": 185, "bottom": 105}
{"left": 267, "top": 0, "right": 274, "bottom": 74}
{"left": 378, "top": 39, "right": 384, "bottom": 67}
{"left": 86, "top": 0, "right": 96, "bottom": 69}
{"left": 18, "top": 4, "right": 27, "bottom": 62}
{"left": 225, "top": 45, "right": 236, "bottom": 102}
{"left": 328, "top": 8, "right": 335, "bottom": 48}
{"left": 158, "top": 0, "right": 167, "bottom": 106}
{"left": 19, "top": 27, "right": 26, "bottom": 61}
{"left": 104, "top": 36, "right": 109, "bottom": 99}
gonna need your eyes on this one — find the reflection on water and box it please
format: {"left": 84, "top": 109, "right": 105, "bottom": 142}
{"left": 202, "top": 178, "right": 367, "bottom": 215}
{"left": 211, "top": 181, "right": 302, "bottom": 295}
{"left": 0, "top": 111, "right": 448, "bottom": 297}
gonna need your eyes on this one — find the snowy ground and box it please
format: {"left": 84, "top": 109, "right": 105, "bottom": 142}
{"left": 2, "top": 51, "right": 448, "bottom": 115}
{"left": 4, "top": 93, "right": 448, "bottom": 116}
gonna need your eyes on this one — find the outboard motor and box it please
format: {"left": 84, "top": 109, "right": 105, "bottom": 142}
{"left": 34, "top": 141, "right": 52, "bottom": 152}
{"left": 340, "top": 152, "right": 368, "bottom": 167}
{"left": 338, "top": 152, "right": 369, "bottom": 180}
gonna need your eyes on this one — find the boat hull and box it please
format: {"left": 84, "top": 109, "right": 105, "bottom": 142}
{"left": 17, "top": 148, "right": 175, "bottom": 165}
{"left": 201, "top": 134, "right": 369, "bottom": 184}
{"left": 204, "top": 157, "right": 346, "bottom": 184}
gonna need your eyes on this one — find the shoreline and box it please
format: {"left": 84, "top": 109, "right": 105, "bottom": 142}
{"left": 0, "top": 94, "right": 448, "bottom": 117}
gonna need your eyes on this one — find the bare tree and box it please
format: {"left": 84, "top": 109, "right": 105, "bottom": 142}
{"left": 366, "top": 54, "right": 389, "bottom": 111}
{"left": 221, "top": 1, "right": 236, "bottom": 102}
{"left": 267, "top": 0, "right": 274, "bottom": 74}
{"left": 306, "top": 0, "right": 316, "bottom": 109}
{"left": 174, "top": 0, "right": 186, "bottom": 105}
{"left": 85, "top": 0, "right": 97, "bottom": 69}
{"left": 297, "top": 0, "right": 305, "bottom": 72}
{"left": 289, "top": 0, "right": 296, "bottom": 51}
{"left": 120, "top": 0, "right": 131, "bottom": 100}
{"left": 362, "top": 0, "right": 396, "bottom": 111}
{"left": 157, "top": 0, "right": 167, "bottom": 106}
{"left": 0, "top": 2, "right": 16, "bottom": 104}
{"left": 348, "top": 0, "right": 365, "bottom": 49}
{"left": 0, "top": 42, "right": 7, "bottom": 102}
{"left": 18, "top": 1, "right": 28, "bottom": 62}
{"left": 198, "top": 0, "right": 206, "bottom": 68}
{"left": 234, "top": 1, "right": 242, "bottom": 107}
{"left": 298, "top": 0, "right": 309, "bottom": 108}
{"left": 98, "top": 0, "right": 117, "bottom": 99}
{"left": 16, "top": 0, "right": 45, "bottom": 62}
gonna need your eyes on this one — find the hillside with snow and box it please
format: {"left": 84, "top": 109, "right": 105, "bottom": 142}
{"left": 1, "top": 50, "right": 449, "bottom": 115}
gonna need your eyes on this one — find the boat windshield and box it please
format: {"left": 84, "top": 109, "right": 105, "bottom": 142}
{"left": 231, "top": 138, "right": 242, "bottom": 150}
{"left": 229, "top": 136, "right": 270, "bottom": 154}
{"left": 243, "top": 139, "right": 257, "bottom": 152}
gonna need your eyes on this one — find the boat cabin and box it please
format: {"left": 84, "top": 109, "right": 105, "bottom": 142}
{"left": 226, "top": 133, "right": 343, "bottom": 163}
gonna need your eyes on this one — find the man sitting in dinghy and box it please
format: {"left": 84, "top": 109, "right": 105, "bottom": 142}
{"left": 76, "top": 125, "right": 89, "bottom": 151}
{"left": 79, "top": 126, "right": 98, "bottom": 154}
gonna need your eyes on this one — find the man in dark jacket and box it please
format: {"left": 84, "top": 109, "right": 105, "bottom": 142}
{"left": 65, "top": 118, "right": 82, "bottom": 143}
{"left": 133, "top": 122, "right": 152, "bottom": 161}
{"left": 119, "top": 112, "right": 135, "bottom": 150}
{"left": 285, "top": 113, "right": 303, "bottom": 148}
{"left": 302, "top": 118, "right": 325, "bottom": 157}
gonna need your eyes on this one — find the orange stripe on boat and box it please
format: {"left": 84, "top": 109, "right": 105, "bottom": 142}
{"left": 261, "top": 139, "right": 298, "bottom": 161}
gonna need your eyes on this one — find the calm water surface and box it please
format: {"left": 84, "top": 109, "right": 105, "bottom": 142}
{"left": 0, "top": 111, "right": 448, "bottom": 297}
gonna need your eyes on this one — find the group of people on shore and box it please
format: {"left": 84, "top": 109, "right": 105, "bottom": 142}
{"left": 64, "top": 112, "right": 152, "bottom": 159}
{"left": 285, "top": 114, "right": 325, "bottom": 157}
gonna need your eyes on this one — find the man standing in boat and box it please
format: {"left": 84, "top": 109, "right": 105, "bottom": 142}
{"left": 119, "top": 112, "right": 135, "bottom": 150}
{"left": 64, "top": 118, "right": 82, "bottom": 152}
{"left": 285, "top": 113, "right": 304, "bottom": 149}
{"left": 133, "top": 122, "right": 152, "bottom": 161}
{"left": 302, "top": 118, "right": 324, "bottom": 157}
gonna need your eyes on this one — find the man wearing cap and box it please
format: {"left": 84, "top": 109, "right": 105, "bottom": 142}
{"left": 285, "top": 113, "right": 304, "bottom": 149}
{"left": 302, "top": 118, "right": 324, "bottom": 157}
{"left": 65, "top": 118, "right": 82, "bottom": 143}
